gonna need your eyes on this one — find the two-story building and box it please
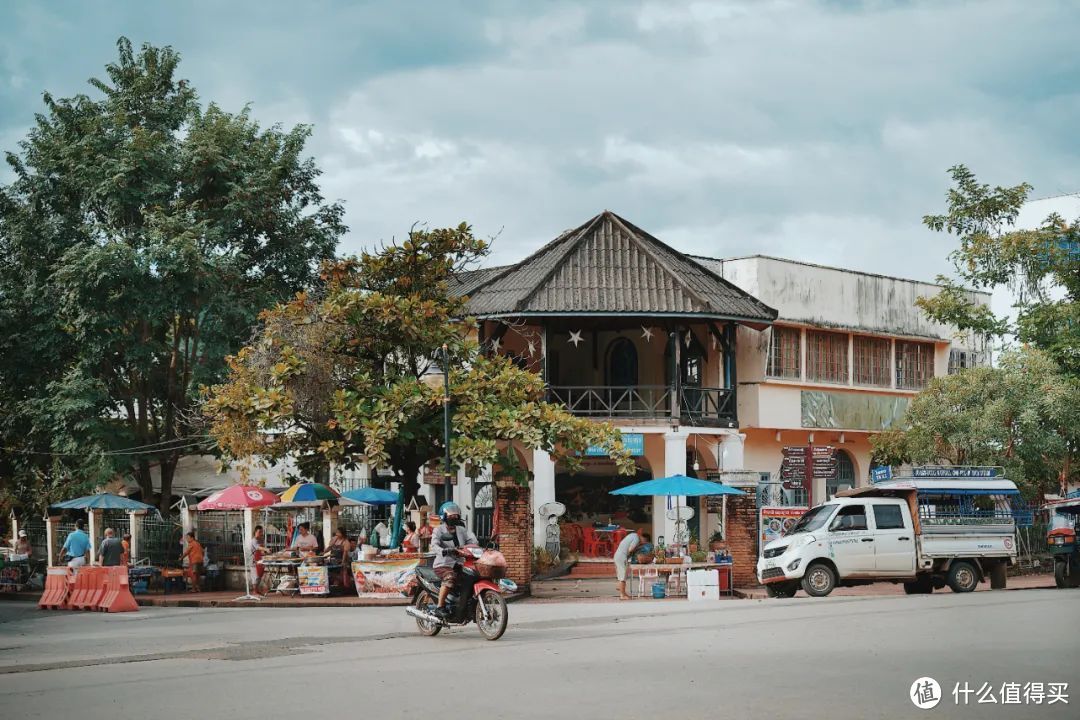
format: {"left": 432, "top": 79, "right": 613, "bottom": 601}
{"left": 438, "top": 211, "right": 991, "bottom": 584}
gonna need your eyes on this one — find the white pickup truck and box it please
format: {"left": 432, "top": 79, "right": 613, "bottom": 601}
{"left": 756, "top": 476, "right": 1020, "bottom": 598}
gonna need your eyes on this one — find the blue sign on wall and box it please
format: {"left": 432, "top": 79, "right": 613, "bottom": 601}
{"left": 871, "top": 466, "right": 892, "bottom": 483}
{"left": 586, "top": 432, "right": 644, "bottom": 457}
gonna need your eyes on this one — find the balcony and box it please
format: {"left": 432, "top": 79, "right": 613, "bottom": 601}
{"left": 547, "top": 385, "right": 737, "bottom": 426}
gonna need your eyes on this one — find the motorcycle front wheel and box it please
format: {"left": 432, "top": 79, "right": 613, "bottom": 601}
{"left": 474, "top": 589, "right": 508, "bottom": 641}
{"left": 414, "top": 591, "right": 442, "bottom": 636}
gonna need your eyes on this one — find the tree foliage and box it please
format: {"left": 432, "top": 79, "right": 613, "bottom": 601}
{"left": 918, "top": 165, "right": 1080, "bottom": 376}
{"left": 871, "top": 348, "right": 1080, "bottom": 497}
{"left": 0, "top": 38, "right": 344, "bottom": 511}
{"left": 203, "top": 224, "right": 634, "bottom": 499}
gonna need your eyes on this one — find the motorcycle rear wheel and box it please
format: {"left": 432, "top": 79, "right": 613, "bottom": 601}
{"left": 475, "top": 589, "right": 508, "bottom": 641}
{"left": 414, "top": 591, "right": 442, "bottom": 636}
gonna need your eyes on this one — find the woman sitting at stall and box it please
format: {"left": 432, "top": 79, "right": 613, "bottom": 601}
{"left": 402, "top": 521, "right": 421, "bottom": 553}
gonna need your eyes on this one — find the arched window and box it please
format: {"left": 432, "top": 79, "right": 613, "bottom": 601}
{"left": 606, "top": 338, "right": 638, "bottom": 387}
{"left": 828, "top": 450, "right": 856, "bottom": 498}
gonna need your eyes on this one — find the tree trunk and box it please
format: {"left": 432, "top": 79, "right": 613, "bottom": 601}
{"left": 159, "top": 453, "right": 179, "bottom": 513}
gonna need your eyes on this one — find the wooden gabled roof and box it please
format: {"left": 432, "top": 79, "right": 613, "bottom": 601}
{"left": 458, "top": 211, "right": 777, "bottom": 323}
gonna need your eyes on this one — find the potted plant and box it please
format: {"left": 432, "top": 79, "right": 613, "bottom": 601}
{"left": 709, "top": 531, "right": 725, "bottom": 552}
{"left": 687, "top": 530, "right": 699, "bottom": 555}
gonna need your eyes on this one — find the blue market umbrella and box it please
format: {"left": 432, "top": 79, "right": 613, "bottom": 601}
{"left": 341, "top": 487, "right": 400, "bottom": 506}
{"left": 610, "top": 475, "right": 746, "bottom": 497}
{"left": 50, "top": 493, "right": 156, "bottom": 511}
{"left": 610, "top": 475, "right": 745, "bottom": 549}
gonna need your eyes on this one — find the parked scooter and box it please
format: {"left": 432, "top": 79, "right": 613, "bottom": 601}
{"left": 406, "top": 546, "right": 516, "bottom": 641}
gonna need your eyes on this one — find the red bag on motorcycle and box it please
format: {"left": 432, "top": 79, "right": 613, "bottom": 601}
{"left": 476, "top": 549, "right": 507, "bottom": 579}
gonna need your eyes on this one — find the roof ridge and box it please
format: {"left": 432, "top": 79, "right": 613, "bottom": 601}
{"left": 461, "top": 216, "right": 598, "bottom": 299}
{"left": 511, "top": 211, "right": 608, "bottom": 312}
{"left": 604, "top": 212, "right": 714, "bottom": 312}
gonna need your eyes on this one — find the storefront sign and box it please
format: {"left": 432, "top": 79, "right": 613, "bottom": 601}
{"left": 586, "top": 432, "right": 644, "bottom": 457}
{"left": 423, "top": 465, "right": 456, "bottom": 485}
{"left": 801, "top": 390, "right": 909, "bottom": 430}
{"left": 352, "top": 559, "right": 422, "bottom": 598}
{"left": 911, "top": 466, "right": 998, "bottom": 478}
{"left": 759, "top": 506, "right": 808, "bottom": 553}
{"left": 297, "top": 565, "right": 329, "bottom": 595}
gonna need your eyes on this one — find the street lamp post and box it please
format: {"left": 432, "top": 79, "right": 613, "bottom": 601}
{"left": 438, "top": 343, "right": 452, "bottom": 510}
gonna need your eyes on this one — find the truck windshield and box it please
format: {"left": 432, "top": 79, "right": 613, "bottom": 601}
{"left": 788, "top": 505, "right": 835, "bottom": 535}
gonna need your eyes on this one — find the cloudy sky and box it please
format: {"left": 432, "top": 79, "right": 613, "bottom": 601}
{"left": 2, "top": 0, "right": 1078, "bottom": 297}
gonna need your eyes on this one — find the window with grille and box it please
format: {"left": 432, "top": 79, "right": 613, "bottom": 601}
{"left": 853, "top": 335, "right": 891, "bottom": 387}
{"left": 896, "top": 341, "right": 935, "bottom": 390}
{"left": 766, "top": 326, "right": 801, "bottom": 379}
{"left": 806, "top": 330, "right": 849, "bottom": 384}
{"left": 948, "top": 349, "right": 986, "bottom": 374}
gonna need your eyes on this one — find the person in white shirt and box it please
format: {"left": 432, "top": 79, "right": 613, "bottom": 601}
{"left": 614, "top": 530, "right": 651, "bottom": 600}
{"left": 289, "top": 522, "right": 320, "bottom": 554}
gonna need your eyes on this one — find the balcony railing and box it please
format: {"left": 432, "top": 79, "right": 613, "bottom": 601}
{"left": 547, "top": 385, "right": 736, "bottom": 425}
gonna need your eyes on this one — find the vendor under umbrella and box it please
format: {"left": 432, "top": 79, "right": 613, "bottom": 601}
{"left": 289, "top": 522, "right": 320, "bottom": 555}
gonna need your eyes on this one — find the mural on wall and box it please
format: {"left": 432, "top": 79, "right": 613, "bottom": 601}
{"left": 801, "top": 390, "right": 910, "bottom": 431}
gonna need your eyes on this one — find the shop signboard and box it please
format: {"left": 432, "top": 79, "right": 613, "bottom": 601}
{"left": 910, "top": 466, "right": 998, "bottom": 478}
{"left": 585, "top": 432, "right": 644, "bottom": 457}
{"left": 758, "top": 506, "right": 808, "bottom": 555}
{"left": 352, "top": 558, "right": 422, "bottom": 598}
{"left": 871, "top": 466, "right": 893, "bottom": 483}
{"left": 297, "top": 564, "right": 329, "bottom": 595}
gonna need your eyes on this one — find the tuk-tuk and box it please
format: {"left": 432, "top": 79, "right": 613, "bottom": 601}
{"left": 1047, "top": 498, "right": 1080, "bottom": 589}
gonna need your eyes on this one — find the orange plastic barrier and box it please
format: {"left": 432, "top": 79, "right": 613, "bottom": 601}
{"left": 69, "top": 566, "right": 108, "bottom": 610}
{"left": 97, "top": 566, "right": 138, "bottom": 613}
{"left": 38, "top": 567, "right": 72, "bottom": 610}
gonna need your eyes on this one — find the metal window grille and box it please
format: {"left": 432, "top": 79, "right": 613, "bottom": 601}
{"left": 853, "top": 336, "right": 891, "bottom": 387}
{"left": 896, "top": 341, "right": 935, "bottom": 389}
{"left": 806, "top": 330, "right": 848, "bottom": 384}
{"left": 766, "top": 326, "right": 801, "bottom": 379}
{"left": 948, "top": 348, "right": 986, "bottom": 374}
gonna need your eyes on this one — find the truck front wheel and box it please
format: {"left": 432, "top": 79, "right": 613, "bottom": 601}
{"left": 801, "top": 563, "right": 836, "bottom": 597}
{"left": 947, "top": 561, "right": 979, "bottom": 593}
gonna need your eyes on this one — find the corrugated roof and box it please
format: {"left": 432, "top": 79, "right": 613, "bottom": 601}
{"left": 461, "top": 211, "right": 777, "bottom": 322}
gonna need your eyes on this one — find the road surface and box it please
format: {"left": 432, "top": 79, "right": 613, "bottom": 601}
{"left": 0, "top": 589, "right": 1075, "bottom": 719}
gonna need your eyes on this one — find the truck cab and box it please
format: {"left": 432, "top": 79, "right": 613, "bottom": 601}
{"left": 757, "top": 470, "right": 1022, "bottom": 598}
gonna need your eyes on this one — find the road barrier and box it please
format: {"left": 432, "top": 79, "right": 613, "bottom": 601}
{"left": 68, "top": 566, "right": 108, "bottom": 610}
{"left": 97, "top": 566, "right": 138, "bottom": 612}
{"left": 38, "top": 567, "right": 72, "bottom": 610}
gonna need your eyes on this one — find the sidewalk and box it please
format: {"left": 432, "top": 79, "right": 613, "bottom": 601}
{"left": 735, "top": 572, "right": 1056, "bottom": 599}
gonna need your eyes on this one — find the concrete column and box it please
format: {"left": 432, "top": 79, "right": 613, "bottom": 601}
{"left": 660, "top": 431, "right": 688, "bottom": 546}
{"left": 721, "top": 432, "right": 746, "bottom": 470}
{"left": 88, "top": 509, "right": 103, "bottom": 565}
{"left": 128, "top": 511, "right": 143, "bottom": 563}
{"left": 242, "top": 509, "right": 255, "bottom": 563}
{"left": 181, "top": 506, "right": 197, "bottom": 536}
{"left": 455, "top": 467, "right": 472, "bottom": 525}
{"left": 532, "top": 448, "right": 557, "bottom": 548}
{"left": 322, "top": 506, "right": 338, "bottom": 549}
{"left": 45, "top": 516, "right": 57, "bottom": 566}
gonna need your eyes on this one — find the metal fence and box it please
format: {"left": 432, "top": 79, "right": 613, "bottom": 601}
{"left": 19, "top": 518, "right": 49, "bottom": 561}
{"left": 338, "top": 505, "right": 391, "bottom": 544}
{"left": 254, "top": 508, "right": 325, "bottom": 552}
{"left": 138, "top": 513, "right": 183, "bottom": 567}
{"left": 194, "top": 511, "right": 246, "bottom": 566}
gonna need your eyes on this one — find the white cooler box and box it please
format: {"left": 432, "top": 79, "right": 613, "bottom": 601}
{"left": 687, "top": 568, "right": 720, "bottom": 602}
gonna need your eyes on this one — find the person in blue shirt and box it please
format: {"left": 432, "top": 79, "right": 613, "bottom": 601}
{"left": 61, "top": 519, "right": 91, "bottom": 568}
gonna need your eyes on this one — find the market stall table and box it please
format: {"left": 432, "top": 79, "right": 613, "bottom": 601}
{"left": 629, "top": 562, "right": 734, "bottom": 598}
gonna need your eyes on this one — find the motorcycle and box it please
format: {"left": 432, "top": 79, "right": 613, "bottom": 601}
{"left": 405, "top": 546, "right": 517, "bottom": 641}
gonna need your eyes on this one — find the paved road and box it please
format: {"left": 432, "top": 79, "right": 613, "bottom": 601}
{"left": 0, "top": 590, "right": 1075, "bottom": 719}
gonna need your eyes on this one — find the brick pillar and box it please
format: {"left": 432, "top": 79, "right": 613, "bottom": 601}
{"left": 723, "top": 492, "right": 759, "bottom": 588}
{"left": 494, "top": 476, "right": 532, "bottom": 590}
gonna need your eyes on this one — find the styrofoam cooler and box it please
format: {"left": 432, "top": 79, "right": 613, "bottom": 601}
{"left": 687, "top": 569, "right": 720, "bottom": 602}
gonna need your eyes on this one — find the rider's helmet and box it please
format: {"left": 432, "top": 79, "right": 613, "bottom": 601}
{"left": 439, "top": 501, "right": 462, "bottom": 523}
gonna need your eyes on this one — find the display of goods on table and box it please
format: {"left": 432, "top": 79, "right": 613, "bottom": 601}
{"left": 352, "top": 558, "right": 422, "bottom": 598}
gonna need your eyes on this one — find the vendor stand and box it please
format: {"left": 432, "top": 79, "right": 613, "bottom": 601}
{"left": 0, "top": 551, "right": 37, "bottom": 592}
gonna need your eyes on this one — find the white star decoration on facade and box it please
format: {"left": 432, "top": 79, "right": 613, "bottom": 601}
{"left": 568, "top": 330, "right": 584, "bottom": 347}
{"left": 641, "top": 326, "right": 654, "bottom": 342}
{"left": 684, "top": 331, "right": 693, "bottom": 348}
{"left": 526, "top": 341, "right": 537, "bottom": 357}
{"left": 490, "top": 337, "right": 501, "bottom": 353}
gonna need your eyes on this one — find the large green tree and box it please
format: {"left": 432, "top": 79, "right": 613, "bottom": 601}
{"left": 0, "top": 39, "right": 345, "bottom": 511}
{"left": 872, "top": 348, "right": 1079, "bottom": 497}
{"left": 203, "top": 224, "right": 634, "bottom": 499}
{"left": 918, "top": 165, "right": 1079, "bottom": 377}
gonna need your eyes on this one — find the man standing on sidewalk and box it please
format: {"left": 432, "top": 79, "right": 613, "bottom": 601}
{"left": 98, "top": 528, "right": 124, "bottom": 566}
{"left": 61, "top": 520, "right": 91, "bottom": 568}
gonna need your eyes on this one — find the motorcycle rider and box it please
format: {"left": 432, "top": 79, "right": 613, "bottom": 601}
{"left": 431, "top": 501, "right": 478, "bottom": 619}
